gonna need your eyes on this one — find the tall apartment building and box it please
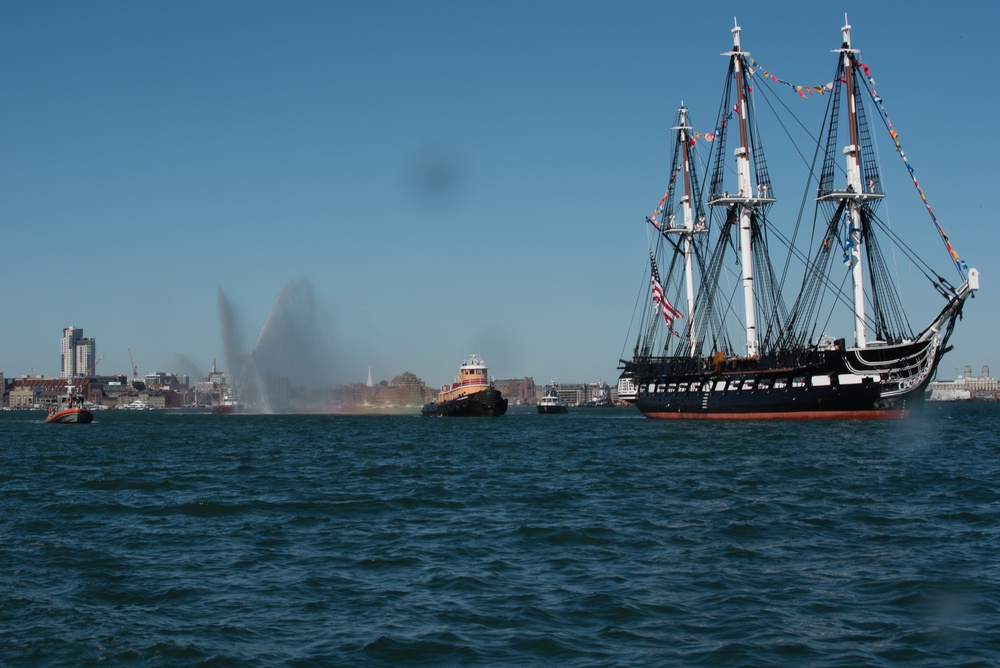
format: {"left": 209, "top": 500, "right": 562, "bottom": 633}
{"left": 76, "top": 338, "right": 96, "bottom": 376}
{"left": 61, "top": 327, "right": 96, "bottom": 378}
{"left": 61, "top": 327, "right": 81, "bottom": 378}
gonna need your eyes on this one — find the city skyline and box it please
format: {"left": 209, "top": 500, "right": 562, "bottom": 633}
{"left": 2, "top": 2, "right": 996, "bottom": 387}
{"left": 11, "top": 322, "right": 619, "bottom": 390}
{"left": 10, "top": 321, "right": 997, "bottom": 392}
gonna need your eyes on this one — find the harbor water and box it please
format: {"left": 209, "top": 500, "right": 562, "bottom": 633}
{"left": 2, "top": 404, "right": 998, "bottom": 666}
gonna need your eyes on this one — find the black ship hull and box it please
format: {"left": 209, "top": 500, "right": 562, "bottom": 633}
{"left": 421, "top": 388, "right": 508, "bottom": 417}
{"left": 623, "top": 338, "right": 942, "bottom": 420}
{"left": 537, "top": 404, "right": 568, "bottom": 414}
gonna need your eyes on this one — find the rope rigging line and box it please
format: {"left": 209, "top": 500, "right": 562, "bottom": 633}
{"left": 857, "top": 60, "right": 968, "bottom": 280}
{"left": 747, "top": 54, "right": 968, "bottom": 281}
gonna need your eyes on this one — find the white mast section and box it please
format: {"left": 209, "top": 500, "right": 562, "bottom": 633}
{"left": 676, "top": 104, "right": 699, "bottom": 353}
{"left": 840, "top": 16, "right": 868, "bottom": 348}
{"left": 731, "top": 20, "right": 757, "bottom": 357}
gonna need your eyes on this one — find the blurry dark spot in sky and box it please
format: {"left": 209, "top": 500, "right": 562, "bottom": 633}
{"left": 408, "top": 141, "right": 466, "bottom": 210}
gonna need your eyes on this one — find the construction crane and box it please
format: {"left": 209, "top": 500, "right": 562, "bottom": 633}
{"left": 128, "top": 348, "right": 145, "bottom": 390}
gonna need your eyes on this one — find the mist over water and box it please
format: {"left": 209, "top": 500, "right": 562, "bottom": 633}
{"left": 170, "top": 354, "right": 205, "bottom": 383}
{"left": 217, "top": 280, "right": 334, "bottom": 412}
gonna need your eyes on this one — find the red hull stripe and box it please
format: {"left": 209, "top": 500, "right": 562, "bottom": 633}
{"left": 45, "top": 408, "right": 94, "bottom": 423}
{"left": 642, "top": 409, "right": 908, "bottom": 420}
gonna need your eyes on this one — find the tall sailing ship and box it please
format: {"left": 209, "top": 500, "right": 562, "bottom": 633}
{"left": 617, "top": 18, "right": 978, "bottom": 419}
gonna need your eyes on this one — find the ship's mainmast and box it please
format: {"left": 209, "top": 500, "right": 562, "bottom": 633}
{"left": 840, "top": 16, "right": 869, "bottom": 348}
{"left": 705, "top": 20, "right": 775, "bottom": 358}
{"left": 730, "top": 21, "right": 759, "bottom": 357}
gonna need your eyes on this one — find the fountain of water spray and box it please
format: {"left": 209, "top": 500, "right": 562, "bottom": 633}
{"left": 218, "top": 280, "right": 334, "bottom": 413}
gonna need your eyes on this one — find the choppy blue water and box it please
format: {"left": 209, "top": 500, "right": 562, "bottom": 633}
{"left": 2, "top": 404, "right": 999, "bottom": 666}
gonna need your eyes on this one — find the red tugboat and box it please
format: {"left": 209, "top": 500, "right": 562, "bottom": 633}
{"left": 422, "top": 355, "right": 508, "bottom": 417}
{"left": 211, "top": 387, "right": 243, "bottom": 414}
{"left": 45, "top": 383, "right": 94, "bottom": 424}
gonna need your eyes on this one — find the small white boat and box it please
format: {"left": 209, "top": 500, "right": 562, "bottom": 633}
{"left": 121, "top": 400, "right": 155, "bottom": 410}
{"left": 537, "top": 384, "right": 568, "bottom": 414}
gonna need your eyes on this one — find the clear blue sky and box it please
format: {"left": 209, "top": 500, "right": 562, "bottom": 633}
{"left": 2, "top": 1, "right": 995, "bottom": 389}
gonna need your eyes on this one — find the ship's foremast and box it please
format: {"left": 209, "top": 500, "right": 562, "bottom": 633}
{"left": 840, "top": 17, "right": 868, "bottom": 349}
{"left": 731, "top": 22, "right": 757, "bottom": 357}
{"left": 711, "top": 20, "right": 777, "bottom": 358}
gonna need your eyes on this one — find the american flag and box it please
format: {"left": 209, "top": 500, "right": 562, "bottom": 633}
{"left": 649, "top": 253, "right": 683, "bottom": 337}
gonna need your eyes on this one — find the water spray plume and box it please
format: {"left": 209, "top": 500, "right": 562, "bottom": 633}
{"left": 218, "top": 280, "right": 334, "bottom": 413}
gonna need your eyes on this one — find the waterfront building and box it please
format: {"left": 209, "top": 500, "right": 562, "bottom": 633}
{"left": 927, "top": 365, "right": 998, "bottom": 401}
{"left": 540, "top": 381, "right": 612, "bottom": 406}
{"left": 557, "top": 386, "right": 579, "bottom": 407}
{"left": 323, "top": 371, "right": 433, "bottom": 409}
{"left": 493, "top": 377, "right": 536, "bottom": 406}
{"left": 208, "top": 358, "right": 227, "bottom": 386}
{"left": 8, "top": 378, "right": 94, "bottom": 408}
{"left": 141, "top": 372, "right": 189, "bottom": 391}
{"left": 389, "top": 372, "right": 430, "bottom": 406}
{"left": 8, "top": 384, "right": 46, "bottom": 409}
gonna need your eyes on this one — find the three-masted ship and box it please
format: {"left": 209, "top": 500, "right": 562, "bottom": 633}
{"left": 618, "top": 18, "right": 978, "bottom": 419}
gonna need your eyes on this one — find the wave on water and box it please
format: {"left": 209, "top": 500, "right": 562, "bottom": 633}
{"left": 2, "top": 404, "right": 999, "bottom": 665}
